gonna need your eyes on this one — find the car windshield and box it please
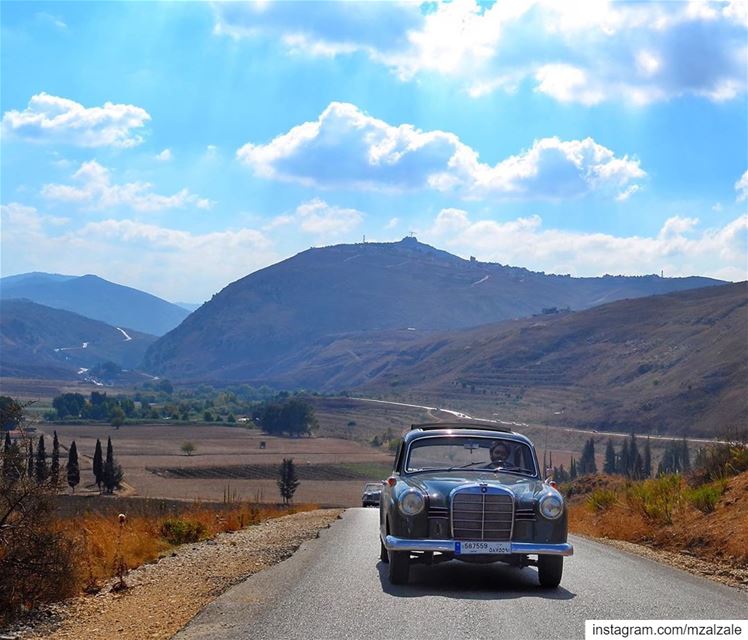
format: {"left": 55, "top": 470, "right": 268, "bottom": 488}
{"left": 363, "top": 483, "right": 381, "bottom": 492}
{"left": 405, "top": 436, "right": 537, "bottom": 477}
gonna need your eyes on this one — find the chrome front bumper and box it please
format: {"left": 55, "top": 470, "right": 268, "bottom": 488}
{"left": 383, "top": 535, "right": 573, "bottom": 556}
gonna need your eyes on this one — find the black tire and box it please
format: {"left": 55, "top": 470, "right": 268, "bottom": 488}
{"left": 537, "top": 555, "right": 563, "bottom": 588}
{"left": 388, "top": 550, "right": 410, "bottom": 584}
{"left": 380, "top": 538, "right": 389, "bottom": 563}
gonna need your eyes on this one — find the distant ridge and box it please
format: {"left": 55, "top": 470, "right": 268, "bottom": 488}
{"left": 0, "top": 272, "right": 190, "bottom": 336}
{"left": 0, "top": 298, "right": 157, "bottom": 379}
{"left": 143, "top": 237, "right": 723, "bottom": 382}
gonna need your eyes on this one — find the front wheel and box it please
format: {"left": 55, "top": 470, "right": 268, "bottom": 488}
{"left": 388, "top": 550, "right": 410, "bottom": 584}
{"left": 537, "top": 555, "right": 563, "bottom": 588}
{"left": 380, "top": 537, "right": 389, "bottom": 563}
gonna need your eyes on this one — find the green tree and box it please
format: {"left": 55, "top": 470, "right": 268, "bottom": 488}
{"left": 52, "top": 393, "right": 86, "bottom": 419}
{"left": 3, "top": 432, "right": 22, "bottom": 483}
{"left": 643, "top": 437, "right": 652, "bottom": 478}
{"left": 0, "top": 396, "right": 24, "bottom": 431}
{"left": 93, "top": 439, "right": 104, "bottom": 491}
{"left": 181, "top": 441, "right": 196, "bottom": 456}
{"left": 619, "top": 439, "right": 630, "bottom": 475}
{"left": 578, "top": 439, "right": 597, "bottom": 475}
{"left": 277, "top": 458, "right": 300, "bottom": 505}
{"left": 66, "top": 441, "right": 80, "bottom": 493}
{"left": 50, "top": 431, "right": 60, "bottom": 487}
{"left": 27, "top": 440, "right": 34, "bottom": 478}
{"left": 110, "top": 406, "right": 125, "bottom": 429}
{"left": 35, "top": 435, "right": 48, "bottom": 484}
{"left": 253, "top": 398, "right": 317, "bottom": 437}
{"left": 569, "top": 456, "right": 577, "bottom": 480}
{"left": 629, "top": 433, "right": 641, "bottom": 478}
{"left": 603, "top": 439, "right": 616, "bottom": 474}
{"left": 681, "top": 437, "right": 691, "bottom": 471}
{"left": 102, "top": 437, "right": 123, "bottom": 494}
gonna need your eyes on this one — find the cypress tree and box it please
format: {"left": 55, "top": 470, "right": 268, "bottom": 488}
{"left": 102, "top": 436, "right": 123, "bottom": 494}
{"left": 35, "top": 434, "right": 48, "bottom": 483}
{"left": 619, "top": 439, "right": 630, "bottom": 476}
{"left": 51, "top": 430, "right": 60, "bottom": 486}
{"left": 629, "top": 434, "right": 639, "bottom": 478}
{"left": 643, "top": 437, "right": 652, "bottom": 478}
{"left": 277, "top": 458, "right": 300, "bottom": 504}
{"left": 603, "top": 439, "right": 616, "bottom": 474}
{"left": 3, "top": 432, "right": 21, "bottom": 482}
{"left": 93, "top": 438, "right": 103, "bottom": 491}
{"left": 588, "top": 439, "right": 597, "bottom": 474}
{"left": 27, "top": 440, "right": 34, "bottom": 477}
{"left": 66, "top": 441, "right": 80, "bottom": 493}
{"left": 681, "top": 437, "right": 691, "bottom": 471}
{"left": 569, "top": 456, "right": 577, "bottom": 480}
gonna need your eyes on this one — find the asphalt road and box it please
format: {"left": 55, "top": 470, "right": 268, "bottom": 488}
{"left": 177, "top": 508, "right": 747, "bottom": 640}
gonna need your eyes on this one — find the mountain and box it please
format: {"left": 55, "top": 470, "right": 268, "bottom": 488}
{"left": 175, "top": 302, "right": 203, "bottom": 312}
{"left": 345, "top": 282, "right": 746, "bottom": 437}
{"left": 0, "top": 272, "right": 189, "bottom": 335}
{"left": 143, "top": 237, "right": 723, "bottom": 382}
{"left": 0, "top": 299, "right": 157, "bottom": 379}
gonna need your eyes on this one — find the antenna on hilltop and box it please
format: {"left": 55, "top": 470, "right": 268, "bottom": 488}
{"left": 409, "top": 231, "right": 415, "bottom": 237}
{"left": 661, "top": 269, "right": 664, "bottom": 278}
{"left": 362, "top": 234, "right": 366, "bottom": 243}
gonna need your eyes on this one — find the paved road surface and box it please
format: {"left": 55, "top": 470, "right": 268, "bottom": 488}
{"left": 177, "top": 509, "right": 747, "bottom": 640}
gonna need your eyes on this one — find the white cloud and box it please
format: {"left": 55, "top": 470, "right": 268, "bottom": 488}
{"left": 736, "top": 169, "right": 748, "bottom": 202}
{"left": 0, "top": 203, "right": 276, "bottom": 300}
{"left": 263, "top": 199, "right": 364, "bottom": 236}
{"left": 296, "top": 198, "right": 364, "bottom": 235}
{"left": 214, "top": 1, "right": 747, "bottom": 104}
{"left": 237, "top": 102, "right": 644, "bottom": 200}
{"left": 1, "top": 93, "right": 150, "bottom": 148}
{"left": 156, "top": 148, "right": 173, "bottom": 162}
{"left": 616, "top": 185, "right": 641, "bottom": 202}
{"left": 41, "top": 161, "right": 213, "bottom": 213}
{"left": 35, "top": 12, "right": 67, "bottom": 30}
{"left": 385, "top": 217, "right": 400, "bottom": 230}
{"left": 425, "top": 208, "right": 748, "bottom": 281}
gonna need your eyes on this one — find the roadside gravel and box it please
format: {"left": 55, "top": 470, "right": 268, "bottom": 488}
{"left": 7, "top": 509, "right": 342, "bottom": 640}
{"left": 576, "top": 534, "right": 748, "bottom": 593}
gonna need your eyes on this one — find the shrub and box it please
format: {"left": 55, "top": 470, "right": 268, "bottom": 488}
{"left": 587, "top": 489, "right": 617, "bottom": 512}
{"left": 692, "top": 440, "right": 748, "bottom": 484}
{"left": 686, "top": 480, "right": 726, "bottom": 514}
{"left": 1, "top": 427, "right": 79, "bottom": 623}
{"left": 626, "top": 475, "right": 683, "bottom": 524}
{"left": 159, "top": 518, "right": 206, "bottom": 545}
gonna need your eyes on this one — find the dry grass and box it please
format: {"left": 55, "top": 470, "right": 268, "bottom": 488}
{"left": 59, "top": 501, "right": 318, "bottom": 593}
{"left": 568, "top": 471, "right": 748, "bottom": 566}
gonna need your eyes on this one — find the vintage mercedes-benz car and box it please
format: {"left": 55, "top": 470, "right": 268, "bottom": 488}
{"left": 379, "top": 423, "right": 572, "bottom": 587}
{"left": 362, "top": 482, "right": 382, "bottom": 507}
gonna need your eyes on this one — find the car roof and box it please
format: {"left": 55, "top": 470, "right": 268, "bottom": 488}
{"left": 404, "top": 422, "right": 534, "bottom": 447}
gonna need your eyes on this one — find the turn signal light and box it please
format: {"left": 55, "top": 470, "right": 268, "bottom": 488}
{"left": 387, "top": 476, "right": 397, "bottom": 487}
{"left": 549, "top": 481, "right": 558, "bottom": 489}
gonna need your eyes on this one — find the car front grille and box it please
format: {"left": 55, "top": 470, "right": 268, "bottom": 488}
{"left": 451, "top": 488, "right": 514, "bottom": 541}
{"left": 514, "top": 506, "right": 536, "bottom": 521}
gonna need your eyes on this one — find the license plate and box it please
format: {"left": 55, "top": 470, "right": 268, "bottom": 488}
{"left": 455, "top": 541, "right": 511, "bottom": 555}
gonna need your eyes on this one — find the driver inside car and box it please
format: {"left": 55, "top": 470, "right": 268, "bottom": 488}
{"left": 489, "top": 441, "right": 511, "bottom": 468}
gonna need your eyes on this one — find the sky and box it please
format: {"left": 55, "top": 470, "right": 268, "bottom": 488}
{"left": 1, "top": 0, "right": 747, "bottom": 303}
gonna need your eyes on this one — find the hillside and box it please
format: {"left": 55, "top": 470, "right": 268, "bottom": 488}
{"left": 346, "top": 282, "right": 747, "bottom": 437}
{"left": 0, "top": 299, "right": 157, "bottom": 379}
{"left": 143, "top": 237, "right": 721, "bottom": 381}
{"left": 0, "top": 272, "right": 189, "bottom": 335}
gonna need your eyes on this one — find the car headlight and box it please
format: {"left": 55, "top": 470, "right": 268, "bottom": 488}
{"left": 539, "top": 493, "right": 564, "bottom": 519}
{"left": 398, "top": 489, "right": 425, "bottom": 516}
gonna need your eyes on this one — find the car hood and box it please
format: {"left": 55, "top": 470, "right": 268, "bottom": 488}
{"left": 405, "top": 472, "right": 546, "bottom": 509}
